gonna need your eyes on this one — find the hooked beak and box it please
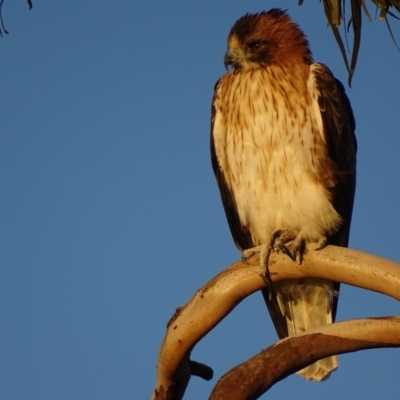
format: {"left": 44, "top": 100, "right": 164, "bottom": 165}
{"left": 224, "top": 48, "right": 237, "bottom": 70}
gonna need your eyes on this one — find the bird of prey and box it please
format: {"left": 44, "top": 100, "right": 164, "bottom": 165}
{"left": 210, "top": 9, "right": 356, "bottom": 381}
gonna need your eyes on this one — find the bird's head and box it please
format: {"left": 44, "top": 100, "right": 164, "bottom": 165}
{"left": 224, "top": 9, "right": 313, "bottom": 71}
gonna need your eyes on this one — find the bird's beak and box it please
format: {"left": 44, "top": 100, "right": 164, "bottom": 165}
{"left": 224, "top": 48, "right": 236, "bottom": 70}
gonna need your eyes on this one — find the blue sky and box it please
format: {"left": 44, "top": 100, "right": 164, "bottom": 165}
{"left": 1, "top": 1, "right": 399, "bottom": 399}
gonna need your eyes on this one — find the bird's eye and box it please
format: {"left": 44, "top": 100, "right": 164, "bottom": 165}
{"left": 248, "top": 41, "right": 262, "bottom": 50}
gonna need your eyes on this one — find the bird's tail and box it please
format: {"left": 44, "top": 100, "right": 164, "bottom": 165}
{"left": 267, "top": 279, "right": 338, "bottom": 381}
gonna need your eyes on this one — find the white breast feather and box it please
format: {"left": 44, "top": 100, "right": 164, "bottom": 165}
{"left": 213, "top": 67, "right": 340, "bottom": 246}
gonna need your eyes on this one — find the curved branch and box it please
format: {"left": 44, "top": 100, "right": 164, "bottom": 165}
{"left": 152, "top": 246, "right": 400, "bottom": 400}
{"left": 210, "top": 317, "right": 400, "bottom": 400}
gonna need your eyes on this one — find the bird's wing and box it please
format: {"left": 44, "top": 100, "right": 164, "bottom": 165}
{"left": 210, "top": 78, "right": 254, "bottom": 252}
{"left": 307, "top": 63, "right": 357, "bottom": 320}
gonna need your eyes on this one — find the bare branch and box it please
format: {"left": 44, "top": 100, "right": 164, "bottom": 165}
{"left": 152, "top": 246, "right": 400, "bottom": 400}
{"left": 210, "top": 317, "right": 400, "bottom": 400}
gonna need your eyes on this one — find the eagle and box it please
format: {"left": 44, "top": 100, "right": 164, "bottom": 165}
{"left": 210, "top": 9, "right": 357, "bottom": 381}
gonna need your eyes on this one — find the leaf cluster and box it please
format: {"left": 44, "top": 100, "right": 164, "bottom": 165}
{"left": 300, "top": 0, "right": 400, "bottom": 86}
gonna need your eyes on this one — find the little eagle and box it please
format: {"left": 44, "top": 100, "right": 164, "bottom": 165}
{"left": 210, "top": 9, "right": 357, "bottom": 381}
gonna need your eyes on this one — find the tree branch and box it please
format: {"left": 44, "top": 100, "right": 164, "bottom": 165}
{"left": 210, "top": 317, "right": 400, "bottom": 400}
{"left": 151, "top": 245, "right": 400, "bottom": 400}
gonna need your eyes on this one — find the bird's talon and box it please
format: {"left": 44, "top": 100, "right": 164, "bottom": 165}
{"left": 314, "top": 237, "right": 328, "bottom": 251}
{"left": 269, "top": 228, "right": 298, "bottom": 261}
{"left": 277, "top": 242, "right": 295, "bottom": 261}
{"left": 291, "top": 237, "right": 306, "bottom": 264}
{"left": 270, "top": 229, "right": 283, "bottom": 248}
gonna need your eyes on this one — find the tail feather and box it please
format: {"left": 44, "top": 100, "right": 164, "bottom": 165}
{"left": 272, "top": 278, "right": 338, "bottom": 381}
{"left": 297, "top": 355, "right": 338, "bottom": 381}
